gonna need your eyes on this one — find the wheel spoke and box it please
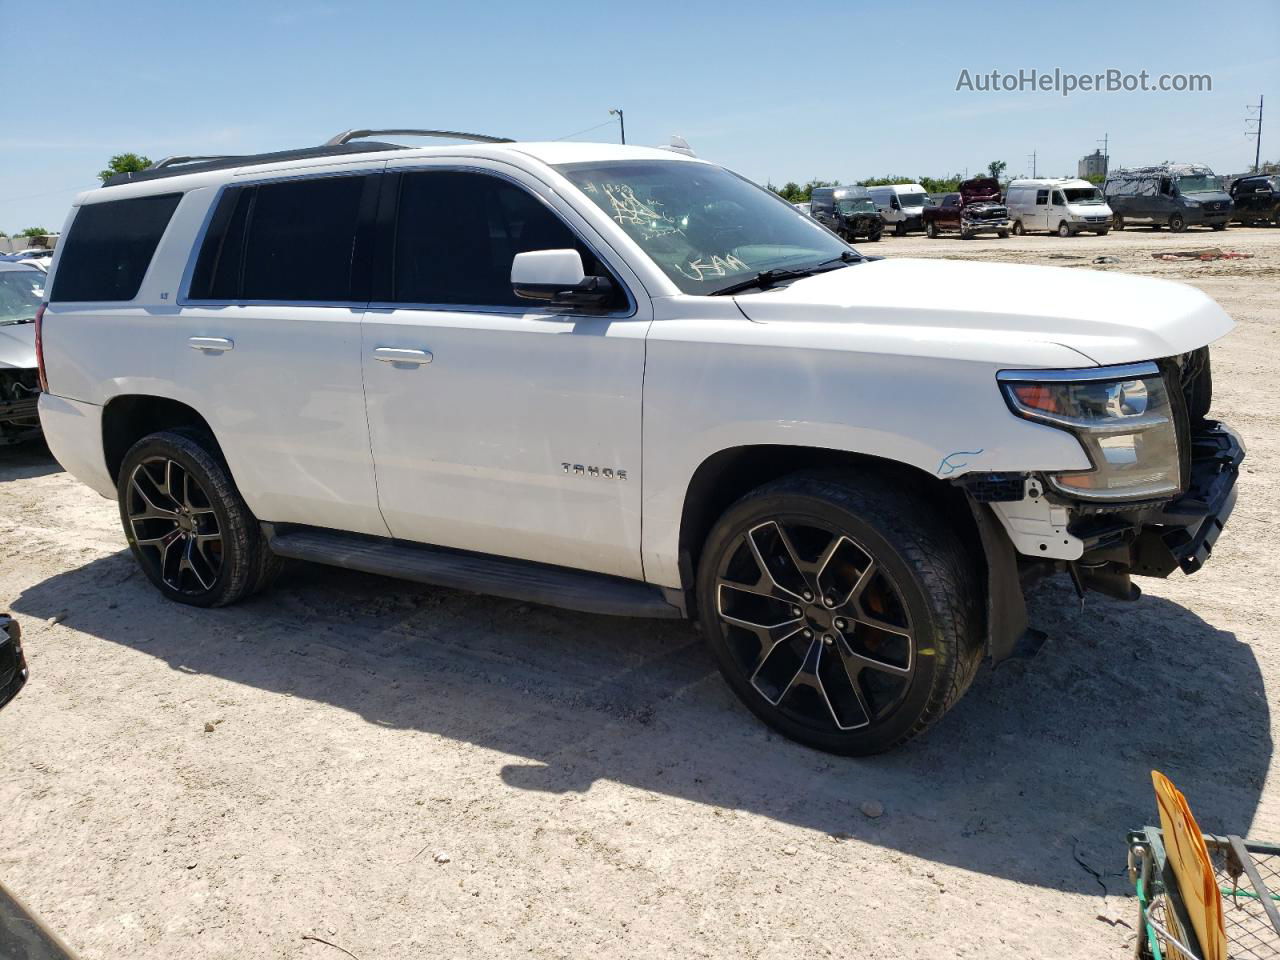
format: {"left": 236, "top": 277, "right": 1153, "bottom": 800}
{"left": 125, "top": 456, "right": 223, "bottom": 596}
{"left": 836, "top": 636, "right": 912, "bottom": 677}
{"left": 129, "top": 475, "right": 180, "bottom": 522}
{"left": 182, "top": 538, "right": 213, "bottom": 590}
{"left": 744, "top": 522, "right": 809, "bottom": 601}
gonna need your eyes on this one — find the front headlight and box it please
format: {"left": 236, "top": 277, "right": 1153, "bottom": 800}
{"left": 998, "top": 362, "right": 1181, "bottom": 501}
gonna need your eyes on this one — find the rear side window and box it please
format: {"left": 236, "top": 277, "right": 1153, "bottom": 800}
{"left": 390, "top": 170, "right": 623, "bottom": 309}
{"left": 50, "top": 193, "right": 182, "bottom": 302}
{"left": 190, "top": 175, "right": 368, "bottom": 302}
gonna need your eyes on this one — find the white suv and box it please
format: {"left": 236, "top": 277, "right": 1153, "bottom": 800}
{"left": 36, "top": 129, "right": 1243, "bottom": 754}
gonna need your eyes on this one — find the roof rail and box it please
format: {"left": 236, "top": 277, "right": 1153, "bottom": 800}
{"left": 324, "top": 128, "right": 514, "bottom": 146}
{"left": 147, "top": 154, "right": 241, "bottom": 170}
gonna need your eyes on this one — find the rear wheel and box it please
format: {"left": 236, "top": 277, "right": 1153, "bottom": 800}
{"left": 1169, "top": 213, "right": 1186, "bottom": 233}
{"left": 117, "top": 430, "right": 280, "bottom": 607}
{"left": 696, "top": 473, "right": 983, "bottom": 755}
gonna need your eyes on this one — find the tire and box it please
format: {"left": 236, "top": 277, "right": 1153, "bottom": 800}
{"left": 117, "top": 429, "right": 279, "bottom": 607}
{"left": 1096, "top": 229, "right": 1109, "bottom": 236}
{"left": 1012, "top": 220, "right": 1025, "bottom": 236}
{"left": 1211, "top": 223, "right": 1226, "bottom": 231}
{"left": 866, "top": 230, "right": 882, "bottom": 242}
{"left": 696, "top": 472, "right": 983, "bottom": 755}
{"left": 1169, "top": 213, "right": 1186, "bottom": 233}
{"left": 925, "top": 220, "right": 938, "bottom": 239}
{"left": 894, "top": 222, "right": 906, "bottom": 236}
{"left": 1057, "top": 221, "right": 1072, "bottom": 238}
{"left": 1113, "top": 215, "right": 1125, "bottom": 231}
{"left": 960, "top": 230, "right": 973, "bottom": 240}
{"left": 997, "top": 229, "right": 1009, "bottom": 238}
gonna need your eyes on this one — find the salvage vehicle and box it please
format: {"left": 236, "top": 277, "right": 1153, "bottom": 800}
{"left": 0, "top": 614, "right": 26, "bottom": 711}
{"left": 1229, "top": 174, "right": 1280, "bottom": 225}
{"left": 866, "top": 183, "right": 930, "bottom": 235}
{"left": 0, "top": 261, "right": 43, "bottom": 444}
{"left": 1104, "top": 163, "right": 1232, "bottom": 232}
{"left": 809, "top": 185, "right": 882, "bottom": 242}
{"left": 35, "top": 129, "right": 1244, "bottom": 755}
{"left": 922, "top": 177, "right": 1011, "bottom": 238}
{"left": 1005, "top": 178, "right": 1112, "bottom": 236}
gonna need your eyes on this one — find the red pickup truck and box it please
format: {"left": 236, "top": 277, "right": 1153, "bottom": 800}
{"left": 923, "top": 177, "right": 1011, "bottom": 239}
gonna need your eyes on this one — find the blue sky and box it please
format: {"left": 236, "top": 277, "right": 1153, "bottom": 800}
{"left": 2, "top": 0, "right": 1276, "bottom": 231}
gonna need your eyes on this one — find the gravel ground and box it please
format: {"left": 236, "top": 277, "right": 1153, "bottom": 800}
{"left": 1, "top": 225, "right": 1277, "bottom": 960}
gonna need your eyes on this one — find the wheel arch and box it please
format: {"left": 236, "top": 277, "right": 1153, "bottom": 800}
{"left": 675, "top": 443, "right": 1027, "bottom": 662}
{"left": 102, "top": 394, "right": 223, "bottom": 485}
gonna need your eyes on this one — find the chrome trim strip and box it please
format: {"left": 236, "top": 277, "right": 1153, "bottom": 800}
{"left": 996, "top": 361, "right": 1160, "bottom": 383}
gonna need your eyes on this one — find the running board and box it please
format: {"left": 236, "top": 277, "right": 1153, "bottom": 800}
{"left": 263, "top": 525, "right": 683, "bottom": 619}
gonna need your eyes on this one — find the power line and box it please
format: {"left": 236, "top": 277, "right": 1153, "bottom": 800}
{"left": 553, "top": 118, "right": 620, "bottom": 142}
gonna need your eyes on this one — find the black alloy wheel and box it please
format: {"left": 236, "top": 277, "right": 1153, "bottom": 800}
{"left": 697, "top": 474, "right": 983, "bottom": 755}
{"left": 125, "top": 456, "right": 223, "bottom": 595}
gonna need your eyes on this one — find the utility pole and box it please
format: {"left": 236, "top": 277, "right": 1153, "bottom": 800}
{"left": 1097, "top": 133, "right": 1109, "bottom": 175}
{"left": 609, "top": 108, "right": 625, "bottom": 145}
{"left": 1027, "top": 151, "right": 1037, "bottom": 177}
{"left": 1246, "top": 96, "right": 1263, "bottom": 172}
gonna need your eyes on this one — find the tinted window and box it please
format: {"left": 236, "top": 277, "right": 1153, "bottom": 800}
{"left": 392, "top": 171, "right": 620, "bottom": 308}
{"left": 50, "top": 193, "right": 182, "bottom": 302}
{"left": 190, "top": 187, "right": 252, "bottom": 300}
{"left": 237, "top": 176, "right": 365, "bottom": 301}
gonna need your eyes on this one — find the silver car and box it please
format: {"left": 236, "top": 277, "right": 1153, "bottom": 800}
{"left": 0, "top": 261, "right": 44, "bottom": 444}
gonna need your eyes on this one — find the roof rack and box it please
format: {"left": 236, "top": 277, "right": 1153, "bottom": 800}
{"left": 101, "top": 128, "right": 516, "bottom": 188}
{"left": 324, "top": 128, "right": 514, "bottom": 146}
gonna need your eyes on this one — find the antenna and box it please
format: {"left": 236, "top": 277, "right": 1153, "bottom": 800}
{"left": 1026, "top": 150, "right": 1037, "bottom": 178}
{"left": 1246, "top": 96, "right": 1264, "bottom": 172}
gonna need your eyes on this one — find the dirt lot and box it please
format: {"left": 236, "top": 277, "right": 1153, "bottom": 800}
{"left": 2, "top": 226, "right": 1277, "bottom": 960}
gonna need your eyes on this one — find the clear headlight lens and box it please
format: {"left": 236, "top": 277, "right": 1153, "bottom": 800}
{"left": 999, "top": 362, "right": 1181, "bottom": 501}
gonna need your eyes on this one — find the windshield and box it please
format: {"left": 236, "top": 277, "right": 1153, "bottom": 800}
{"left": 837, "top": 198, "right": 877, "bottom": 215}
{"left": 1063, "top": 187, "right": 1104, "bottom": 204}
{"left": 1175, "top": 174, "right": 1224, "bottom": 195}
{"left": 0, "top": 269, "right": 45, "bottom": 325}
{"left": 556, "top": 160, "right": 849, "bottom": 294}
{"left": 897, "top": 193, "right": 928, "bottom": 209}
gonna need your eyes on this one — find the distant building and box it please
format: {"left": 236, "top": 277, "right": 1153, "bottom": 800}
{"left": 1078, "top": 149, "right": 1108, "bottom": 179}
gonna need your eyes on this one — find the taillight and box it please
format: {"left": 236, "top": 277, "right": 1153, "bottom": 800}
{"left": 34, "top": 301, "right": 48, "bottom": 392}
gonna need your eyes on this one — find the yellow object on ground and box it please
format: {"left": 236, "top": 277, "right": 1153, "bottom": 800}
{"left": 1152, "top": 771, "right": 1228, "bottom": 960}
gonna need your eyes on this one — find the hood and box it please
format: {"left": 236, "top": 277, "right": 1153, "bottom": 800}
{"left": 1183, "top": 191, "right": 1233, "bottom": 206}
{"left": 960, "top": 177, "right": 1001, "bottom": 203}
{"left": 0, "top": 322, "right": 36, "bottom": 369}
{"left": 731, "top": 258, "right": 1234, "bottom": 367}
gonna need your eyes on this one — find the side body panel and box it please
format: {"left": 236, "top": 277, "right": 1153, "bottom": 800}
{"left": 637, "top": 297, "right": 1094, "bottom": 588}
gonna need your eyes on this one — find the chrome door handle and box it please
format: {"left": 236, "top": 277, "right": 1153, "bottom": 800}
{"left": 373, "top": 347, "right": 433, "bottom": 365}
{"left": 188, "top": 337, "right": 234, "bottom": 352}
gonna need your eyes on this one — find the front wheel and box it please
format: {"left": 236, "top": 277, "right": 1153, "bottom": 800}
{"left": 925, "top": 220, "right": 938, "bottom": 238}
{"left": 894, "top": 222, "right": 906, "bottom": 236}
{"left": 997, "top": 229, "right": 1009, "bottom": 238}
{"left": 1113, "top": 215, "right": 1125, "bottom": 230}
{"left": 1169, "top": 213, "right": 1186, "bottom": 233}
{"left": 117, "top": 430, "right": 280, "bottom": 607}
{"left": 1057, "top": 221, "right": 1072, "bottom": 238}
{"left": 1012, "top": 220, "right": 1025, "bottom": 236}
{"left": 866, "top": 230, "right": 882, "bottom": 242}
{"left": 696, "top": 473, "right": 983, "bottom": 755}
{"left": 1095, "top": 229, "right": 1110, "bottom": 236}
{"left": 1211, "top": 223, "right": 1226, "bottom": 231}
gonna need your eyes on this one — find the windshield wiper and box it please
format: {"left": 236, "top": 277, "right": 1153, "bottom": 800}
{"left": 0, "top": 317, "right": 35, "bottom": 326}
{"left": 709, "top": 251, "right": 863, "bottom": 297}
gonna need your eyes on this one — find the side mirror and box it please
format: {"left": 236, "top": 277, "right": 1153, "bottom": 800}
{"left": 511, "top": 249, "right": 614, "bottom": 309}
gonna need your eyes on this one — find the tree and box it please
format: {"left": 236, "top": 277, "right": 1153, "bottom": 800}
{"left": 19, "top": 227, "right": 50, "bottom": 238}
{"left": 1083, "top": 173, "right": 1107, "bottom": 186}
{"left": 98, "top": 152, "right": 152, "bottom": 185}
{"left": 987, "top": 160, "right": 1007, "bottom": 181}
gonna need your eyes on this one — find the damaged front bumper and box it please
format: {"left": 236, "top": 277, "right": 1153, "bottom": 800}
{"left": 961, "top": 419, "right": 1243, "bottom": 661}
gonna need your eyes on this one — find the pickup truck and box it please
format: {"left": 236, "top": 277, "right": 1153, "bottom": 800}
{"left": 35, "top": 131, "right": 1243, "bottom": 755}
{"left": 924, "top": 177, "right": 1011, "bottom": 239}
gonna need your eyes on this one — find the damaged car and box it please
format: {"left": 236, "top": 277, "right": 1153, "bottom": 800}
{"left": 0, "top": 262, "right": 44, "bottom": 445}
{"left": 923, "top": 176, "right": 1011, "bottom": 239}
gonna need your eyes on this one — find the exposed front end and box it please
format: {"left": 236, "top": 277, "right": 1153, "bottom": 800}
{"left": 0, "top": 367, "right": 41, "bottom": 445}
{"left": 961, "top": 201, "right": 1011, "bottom": 236}
{"left": 962, "top": 348, "right": 1242, "bottom": 621}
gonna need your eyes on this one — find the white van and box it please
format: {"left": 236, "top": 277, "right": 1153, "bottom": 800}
{"left": 865, "top": 183, "right": 930, "bottom": 235}
{"left": 1005, "top": 178, "right": 1112, "bottom": 237}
